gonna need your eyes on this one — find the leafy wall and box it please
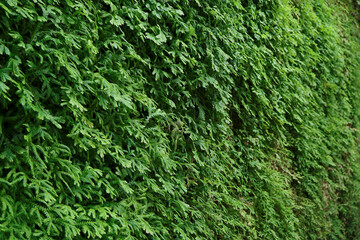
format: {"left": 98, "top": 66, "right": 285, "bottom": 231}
{"left": 1, "top": 0, "right": 360, "bottom": 239}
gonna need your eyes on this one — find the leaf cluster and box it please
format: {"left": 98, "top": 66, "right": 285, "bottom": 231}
{"left": 0, "top": 0, "right": 360, "bottom": 239}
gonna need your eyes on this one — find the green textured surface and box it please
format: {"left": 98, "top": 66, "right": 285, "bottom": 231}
{"left": 0, "top": 0, "right": 360, "bottom": 239}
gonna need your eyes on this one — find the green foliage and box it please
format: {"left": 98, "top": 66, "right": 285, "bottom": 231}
{"left": 1, "top": 0, "right": 360, "bottom": 239}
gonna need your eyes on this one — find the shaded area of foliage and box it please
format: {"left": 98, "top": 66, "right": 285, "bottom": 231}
{"left": 0, "top": 0, "right": 360, "bottom": 239}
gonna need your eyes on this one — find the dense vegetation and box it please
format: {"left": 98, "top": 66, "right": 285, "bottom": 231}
{"left": 1, "top": 0, "right": 360, "bottom": 239}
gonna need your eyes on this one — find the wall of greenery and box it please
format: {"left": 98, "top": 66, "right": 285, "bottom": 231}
{"left": 1, "top": 0, "right": 360, "bottom": 239}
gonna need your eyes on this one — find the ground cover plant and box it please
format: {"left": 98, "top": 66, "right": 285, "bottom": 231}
{"left": 1, "top": 0, "right": 360, "bottom": 239}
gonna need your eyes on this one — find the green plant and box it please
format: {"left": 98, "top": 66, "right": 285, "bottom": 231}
{"left": 0, "top": 0, "right": 359, "bottom": 239}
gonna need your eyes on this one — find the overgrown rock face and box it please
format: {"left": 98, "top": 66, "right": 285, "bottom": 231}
{"left": 0, "top": 0, "right": 360, "bottom": 239}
